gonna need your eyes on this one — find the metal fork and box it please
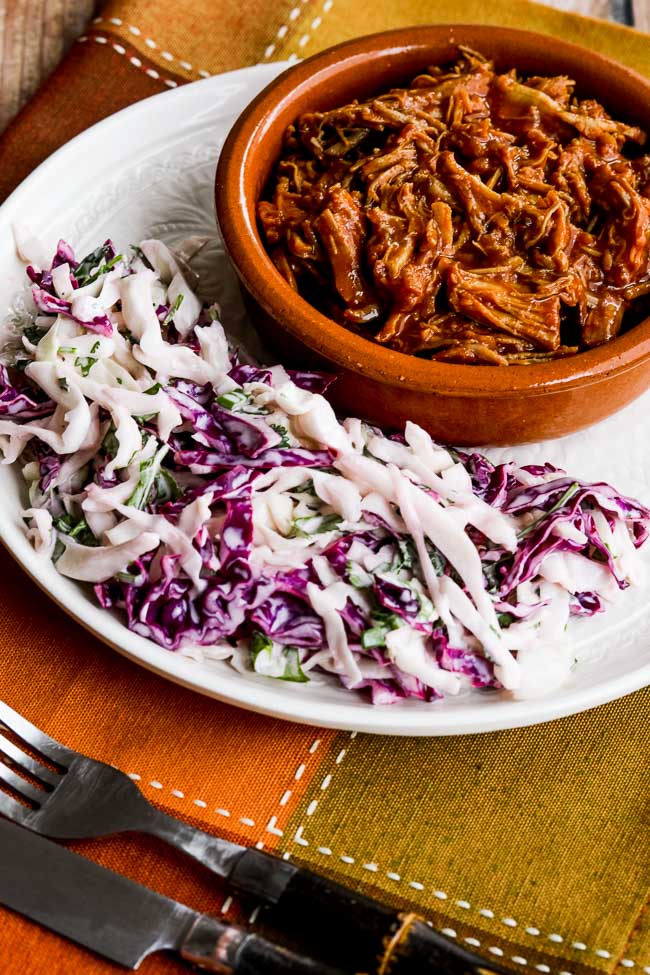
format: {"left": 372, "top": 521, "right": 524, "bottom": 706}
{"left": 0, "top": 699, "right": 250, "bottom": 874}
{"left": 0, "top": 700, "right": 510, "bottom": 975}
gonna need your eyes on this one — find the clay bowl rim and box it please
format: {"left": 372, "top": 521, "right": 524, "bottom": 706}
{"left": 215, "top": 25, "right": 650, "bottom": 399}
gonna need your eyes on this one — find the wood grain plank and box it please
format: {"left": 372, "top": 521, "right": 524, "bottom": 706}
{"left": 0, "top": 0, "right": 26, "bottom": 126}
{"left": 632, "top": 0, "right": 650, "bottom": 30}
{"left": 0, "top": 0, "right": 96, "bottom": 133}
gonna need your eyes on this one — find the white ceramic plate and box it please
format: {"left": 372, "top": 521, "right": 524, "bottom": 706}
{"left": 1, "top": 63, "right": 649, "bottom": 735}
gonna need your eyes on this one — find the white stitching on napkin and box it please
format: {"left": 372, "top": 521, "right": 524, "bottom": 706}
{"left": 262, "top": 0, "right": 335, "bottom": 61}
{"left": 288, "top": 0, "right": 334, "bottom": 58}
{"left": 288, "top": 730, "right": 356, "bottom": 849}
{"left": 266, "top": 736, "right": 324, "bottom": 850}
{"left": 262, "top": 0, "right": 310, "bottom": 60}
{"left": 90, "top": 17, "right": 212, "bottom": 77}
{"left": 129, "top": 771, "right": 647, "bottom": 968}
{"left": 79, "top": 35, "right": 181, "bottom": 88}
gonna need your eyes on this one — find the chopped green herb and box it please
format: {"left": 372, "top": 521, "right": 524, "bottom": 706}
{"left": 517, "top": 482, "right": 581, "bottom": 540}
{"left": 74, "top": 244, "right": 110, "bottom": 277}
{"left": 135, "top": 391, "right": 159, "bottom": 421}
{"left": 270, "top": 423, "right": 291, "bottom": 448}
{"left": 75, "top": 356, "right": 96, "bottom": 377}
{"left": 58, "top": 378, "right": 69, "bottom": 392}
{"left": 240, "top": 403, "right": 271, "bottom": 416}
{"left": 53, "top": 513, "right": 73, "bottom": 533}
{"left": 251, "top": 634, "right": 309, "bottom": 682}
{"left": 392, "top": 538, "right": 416, "bottom": 573}
{"left": 417, "top": 590, "right": 436, "bottom": 623}
{"left": 83, "top": 253, "right": 123, "bottom": 287}
{"left": 126, "top": 444, "right": 169, "bottom": 508}
{"left": 123, "top": 445, "right": 180, "bottom": 508}
{"left": 483, "top": 555, "right": 510, "bottom": 593}
{"left": 371, "top": 608, "right": 401, "bottom": 630}
{"left": 424, "top": 541, "right": 446, "bottom": 576}
{"left": 361, "top": 609, "right": 401, "bottom": 649}
{"left": 288, "top": 513, "right": 342, "bottom": 538}
{"left": 155, "top": 467, "right": 181, "bottom": 504}
{"left": 216, "top": 389, "right": 248, "bottom": 411}
{"left": 250, "top": 631, "right": 273, "bottom": 660}
{"left": 347, "top": 560, "right": 372, "bottom": 588}
{"left": 101, "top": 427, "right": 119, "bottom": 459}
{"left": 53, "top": 513, "right": 97, "bottom": 547}
{"left": 497, "top": 612, "right": 516, "bottom": 628}
{"left": 292, "top": 479, "right": 315, "bottom": 495}
{"left": 74, "top": 243, "right": 122, "bottom": 287}
{"left": 163, "top": 294, "right": 184, "bottom": 327}
{"left": 281, "top": 647, "right": 309, "bottom": 683}
{"left": 361, "top": 627, "right": 388, "bottom": 649}
{"left": 90, "top": 340, "right": 101, "bottom": 354}
{"left": 114, "top": 570, "right": 141, "bottom": 583}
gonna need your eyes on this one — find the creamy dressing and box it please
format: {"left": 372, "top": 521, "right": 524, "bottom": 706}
{"left": 312, "top": 470, "right": 362, "bottom": 523}
{"left": 385, "top": 628, "right": 461, "bottom": 695}
{"left": 110, "top": 500, "right": 205, "bottom": 591}
{"left": 51, "top": 264, "right": 75, "bottom": 300}
{"left": 56, "top": 531, "right": 160, "bottom": 582}
{"left": 119, "top": 271, "right": 224, "bottom": 386}
{"left": 23, "top": 506, "right": 54, "bottom": 556}
{"left": 306, "top": 581, "right": 363, "bottom": 685}
{"left": 538, "top": 551, "right": 621, "bottom": 602}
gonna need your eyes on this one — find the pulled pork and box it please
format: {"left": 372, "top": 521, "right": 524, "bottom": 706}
{"left": 258, "top": 49, "right": 650, "bottom": 364}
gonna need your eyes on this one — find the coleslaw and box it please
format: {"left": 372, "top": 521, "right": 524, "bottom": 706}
{"left": 3, "top": 235, "right": 649, "bottom": 704}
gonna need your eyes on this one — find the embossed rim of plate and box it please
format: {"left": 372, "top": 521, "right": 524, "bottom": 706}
{"left": 0, "top": 62, "right": 647, "bottom": 735}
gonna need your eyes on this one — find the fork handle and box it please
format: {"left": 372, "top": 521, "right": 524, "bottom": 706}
{"left": 230, "top": 849, "right": 507, "bottom": 975}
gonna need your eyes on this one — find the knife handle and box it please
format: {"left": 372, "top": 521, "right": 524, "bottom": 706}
{"left": 230, "top": 849, "right": 507, "bottom": 975}
{"left": 179, "top": 915, "right": 345, "bottom": 975}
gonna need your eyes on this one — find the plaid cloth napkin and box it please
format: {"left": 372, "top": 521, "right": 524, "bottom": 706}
{"left": 0, "top": 1, "right": 648, "bottom": 973}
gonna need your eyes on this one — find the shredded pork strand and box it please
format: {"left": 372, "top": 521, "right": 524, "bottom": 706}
{"left": 258, "top": 48, "right": 650, "bottom": 364}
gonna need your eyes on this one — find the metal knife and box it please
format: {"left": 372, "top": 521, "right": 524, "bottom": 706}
{"left": 0, "top": 817, "right": 345, "bottom": 974}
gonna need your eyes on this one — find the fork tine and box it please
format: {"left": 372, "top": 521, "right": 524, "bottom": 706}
{"left": 0, "top": 760, "right": 44, "bottom": 804}
{"left": 0, "top": 701, "right": 73, "bottom": 766}
{"left": 0, "top": 734, "right": 61, "bottom": 788}
{"left": 0, "top": 789, "right": 32, "bottom": 827}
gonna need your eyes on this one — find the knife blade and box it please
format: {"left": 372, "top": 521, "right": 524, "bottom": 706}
{"left": 0, "top": 817, "right": 344, "bottom": 974}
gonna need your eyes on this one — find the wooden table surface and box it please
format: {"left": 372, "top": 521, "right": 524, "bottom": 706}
{"left": 0, "top": 0, "right": 649, "bottom": 134}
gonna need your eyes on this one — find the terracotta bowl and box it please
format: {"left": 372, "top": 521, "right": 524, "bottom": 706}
{"left": 215, "top": 25, "right": 650, "bottom": 446}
